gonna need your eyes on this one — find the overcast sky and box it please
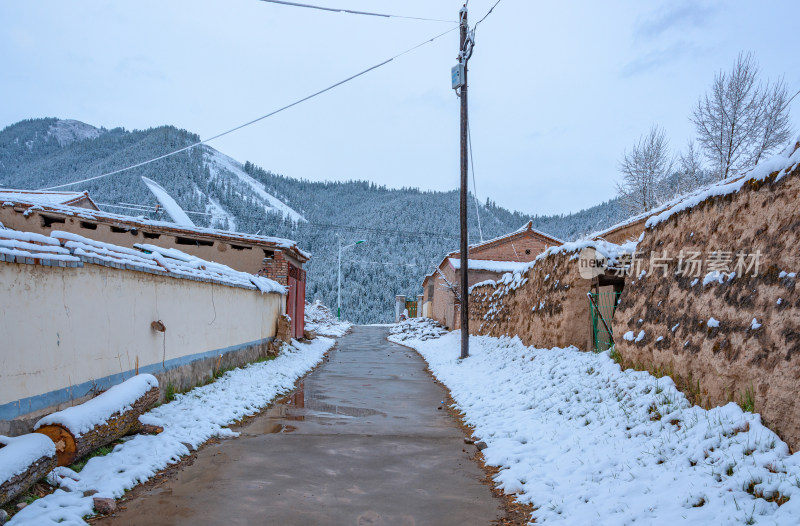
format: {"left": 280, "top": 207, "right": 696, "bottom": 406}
{"left": 2, "top": 1, "right": 799, "bottom": 216}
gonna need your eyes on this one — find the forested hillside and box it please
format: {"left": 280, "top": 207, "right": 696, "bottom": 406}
{"left": 0, "top": 118, "right": 627, "bottom": 323}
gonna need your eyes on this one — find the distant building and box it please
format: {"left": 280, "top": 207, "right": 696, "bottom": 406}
{"left": 422, "top": 221, "right": 562, "bottom": 329}
{"left": 0, "top": 189, "right": 99, "bottom": 210}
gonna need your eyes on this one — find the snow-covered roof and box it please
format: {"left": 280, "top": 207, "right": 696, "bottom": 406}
{"left": 0, "top": 189, "right": 97, "bottom": 209}
{"left": 0, "top": 195, "right": 310, "bottom": 261}
{"left": 0, "top": 227, "right": 285, "bottom": 293}
{"left": 447, "top": 258, "right": 531, "bottom": 273}
{"left": 470, "top": 220, "right": 563, "bottom": 251}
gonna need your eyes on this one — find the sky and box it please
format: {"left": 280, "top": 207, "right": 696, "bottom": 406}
{"left": 1, "top": 1, "right": 799, "bottom": 216}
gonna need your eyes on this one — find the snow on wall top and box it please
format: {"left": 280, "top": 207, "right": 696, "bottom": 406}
{"left": 0, "top": 196, "right": 310, "bottom": 261}
{"left": 53, "top": 231, "right": 285, "bottom": 293}
{"left": 134, "top": 242, "right": 284, "bottom": 293}
{"left": 447, "top": 258, "right": 531, "bottom": 273}
{"left": 0, "top": 433, "right": 55, "bottom": 484}
{"left": 203, "top": 147, "right": 307, "bottom": 223}
{"left": 141, "top": 177, "right": 195, "bottom": 227}
{"left": 34, "top": 374, "right": 159, "bottom": 437}
{"left": 0, "top": 225, "right": 284, "bottom": 293}
{"left": 468, "top": 238, "right": 638, "bottom": 295}
{"left": 645, "top": 137, "right": 800, "bottom": 230}
{"left": 0, "top": 228, "right": 81, "bottom": 265}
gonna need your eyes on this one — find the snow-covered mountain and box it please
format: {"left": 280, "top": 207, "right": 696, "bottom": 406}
{"left": 0, "top": 118, "right": 626, "bottom": 323}
{"left": 202, "top": 147, "right": 306, "bottom": 223}
{"left": 47, "top": 119, "right": 103, "bottom": 147}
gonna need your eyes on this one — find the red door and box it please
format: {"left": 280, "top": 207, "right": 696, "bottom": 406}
{"left": 287, "top": 275, "right": 297, "bottom": 335}
{"left": 288, "top": 264, "right": 306, "bottom": 338}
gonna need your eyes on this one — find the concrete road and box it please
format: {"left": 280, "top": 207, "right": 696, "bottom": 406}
{"left": 103, "top": 326, "right": 502, "bottom": 526}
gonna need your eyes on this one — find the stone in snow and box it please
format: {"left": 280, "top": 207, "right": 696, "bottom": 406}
{"left": 93, "top": 497, "right": 116, "bottom": 514}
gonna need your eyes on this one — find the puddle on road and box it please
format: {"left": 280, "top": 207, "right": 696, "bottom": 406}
{"left": 242, "top": 379, "right": 387, "bottom": 435}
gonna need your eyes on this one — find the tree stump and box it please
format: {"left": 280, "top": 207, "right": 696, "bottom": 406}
{"left": 34, "top": 375, "right": 159, "bottom": 467}
{"left": 0, "top": 434, "right": 57, "bottom": 506}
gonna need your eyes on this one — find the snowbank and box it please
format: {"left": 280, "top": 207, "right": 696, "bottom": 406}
{"left": 389, "top": 317, "right": 447, "bottom": 342}
{"left": 35, "top": 375, "right": 158, "bottom": 438}
{"left": 303, "top": 300, "right": 352, "bottom": 337}
{"left": 0, "top": 434, "right": 56, "bottom": 487}
{"left": 390, "top": 325, "right": 800, "bottom": 525}
{"left": 9, "top": 337, "right": 335, "bottom": 525}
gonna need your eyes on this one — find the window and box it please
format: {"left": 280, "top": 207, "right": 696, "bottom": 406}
{"left": 525, "top": 249, "right": 531, "bottom": 255}
{"left": 143, "top": 232, "right": 161, "bottom": 239}
{"left": 41, "top": 215, "right": 66, "bottom": 228}
{"left": 80, "top": 221, "right": 98, "bottom": 230}
{"left": 175, "top": 236, "right": 213, "bottom": 247}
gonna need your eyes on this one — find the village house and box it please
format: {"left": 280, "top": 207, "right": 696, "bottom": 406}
{"left": 422, "top": 221, "right": 562, "bottom": 329}
{"left": 0, "top": 191, "right": 310, "bottom": 338}
{"left": 0, "top": 189, "right": 314, "bottom": 436}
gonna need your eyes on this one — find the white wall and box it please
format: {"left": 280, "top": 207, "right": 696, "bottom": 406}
{"left": 0, "top": 262, "right": 281, "bottom": 410}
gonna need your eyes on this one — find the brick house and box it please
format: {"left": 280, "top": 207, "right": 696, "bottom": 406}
{"left": 422, "top": 221, "right": 562, "bottom": 329}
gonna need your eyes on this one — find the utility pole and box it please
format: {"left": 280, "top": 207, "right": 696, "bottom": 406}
{"left": 458, "top": 5, "right": 470, "bottom": 359}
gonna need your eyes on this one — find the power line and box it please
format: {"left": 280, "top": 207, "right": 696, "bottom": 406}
{"left": 311, "top": 259, "right": 423, "bottom": 268}
{"left": 38, "top": 26, "right": 457, "bottom": 192}
{"left": 474, "top": 0, "right": 502, "bottom": 29}
{"left": 258, "top": 0, "right": 454, "bottom": 23}
{"left": 467, "top": 118, "right": 484, "bottom": 242}
{"left": 296, "top": 220, "right": 478, "bottom": 241}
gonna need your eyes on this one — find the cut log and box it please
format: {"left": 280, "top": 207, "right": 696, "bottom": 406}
{"left": 34, "top": 374, "right": 159, "bottom": 467}
{"left": 0, "top": 434, "right": 57, "bottom": 506}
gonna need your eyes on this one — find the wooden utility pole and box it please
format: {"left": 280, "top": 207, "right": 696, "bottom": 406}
{"left": 458, "top": 5, "right": 469, "bottom": 359}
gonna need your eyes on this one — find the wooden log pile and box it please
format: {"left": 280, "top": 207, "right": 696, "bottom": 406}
{"left": 0, "top": 434, "right": 57, "bottom": 506}
{"left": 34, "top": 374, "right": 160, "bottom": 467}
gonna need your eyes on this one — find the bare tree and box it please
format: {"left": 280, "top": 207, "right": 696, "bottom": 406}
{"left": 691, "top": 52, "right": 793, "bottom": 179}
{"left": 675, "top": 140, "right": 707, "bottom": 196}
{"left": 616, "top": 125, "right": 673, "bottom": 215}
{"left": 436, "top": 268, "right": 460, "bottom": 301}
{"left": 751, "top": 79, "right": 793, "bottom": 166}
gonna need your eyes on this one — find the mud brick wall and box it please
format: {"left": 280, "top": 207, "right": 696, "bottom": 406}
{"left": 469, "top": 250, "right": 592, "bottom": 350}
{"left": 614, "top": 161, "right": 800, "bottom": 450}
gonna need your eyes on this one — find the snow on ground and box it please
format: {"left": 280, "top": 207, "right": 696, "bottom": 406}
{"left": 203, "top": 147, "right": 306, "bottom": 223}
{"left": 0, "top": 434, "right": 55, "bottom": 485}
{"left": 304, "top": 300, "right": 352, "bottom": 337}
{"left": 390, "top": 320, "right": 800, "bottom": 525}
{"left": 9, "top": 337, "right": 335, "bottom": 526}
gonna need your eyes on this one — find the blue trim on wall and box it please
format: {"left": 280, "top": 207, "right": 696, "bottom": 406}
{"left": 0, "top": 337, "right": 273, "bottom": 421}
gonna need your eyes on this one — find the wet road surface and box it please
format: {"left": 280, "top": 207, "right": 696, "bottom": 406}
{"left": 103, "top": 326, "right": 502, "bottom": 525}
